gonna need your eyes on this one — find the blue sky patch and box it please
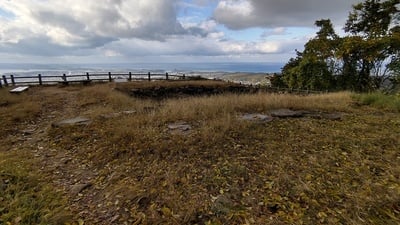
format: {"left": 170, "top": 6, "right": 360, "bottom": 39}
{"left": 0, "top": 7, "right": 15, "bottom": 19}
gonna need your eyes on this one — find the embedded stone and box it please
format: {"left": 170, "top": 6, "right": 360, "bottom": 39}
{"left": 52, "top": 117, "right": 91, "bottom": 127}
{"left": 240, "top": 113, "right": 274, "bottom": 123}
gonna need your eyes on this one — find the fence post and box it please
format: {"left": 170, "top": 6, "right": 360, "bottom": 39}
{"left": 10, "top": 75, "right": 15, "bottom": 86}
{"left": 166, "top": 72, "right": 169, "bottom": 80}
{"left": 129, "top": 72, "right": 132, "bottom": 81}
{"left": 108, "top": 72, "right": 112, "bottom": 82}
{"left": 2, "top": 75, "right": 8, "bottom": 86}
{"left": 183, "top": 74, "right": 185, "bottom": 79}
{"left": 0, "top": 79, "right": 2, "bottom": 88}
{"left": 148, "top": 72, "right": 151, "bottom": 81}
{"left": 62, "top": 74, "right": 67, "bottom": 82}
{"left": 86, "top": 72, "right": 90, "bottom": 80}
{"left": 38, "top": 74, "right": 42, "bottom": 85}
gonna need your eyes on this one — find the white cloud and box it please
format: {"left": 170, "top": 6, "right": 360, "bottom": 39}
{"left": 213, "top": 0, "right": 360, "bottom": 29}
{"left": 262, "top": 27, "right": 288, "bottom": 38}
{"left": 103, "top": 49, "right": 122, "bottom": 57}
{"left": 0, "top": 0, "right": 185, "bottom": 47}
{"left": 217, "top": 0, "right": 253, "bottom": 17}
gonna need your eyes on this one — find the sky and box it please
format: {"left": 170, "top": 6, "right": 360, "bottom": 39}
{"left": 0, "top": 0, "right": 361, "bottom": 64}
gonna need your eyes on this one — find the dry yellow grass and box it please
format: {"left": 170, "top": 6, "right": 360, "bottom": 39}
{"left": 0, "top": 88, "right": 42, "bottom": 125}
{"left": 159, "top": 91, "right": 352, "bottom": 123}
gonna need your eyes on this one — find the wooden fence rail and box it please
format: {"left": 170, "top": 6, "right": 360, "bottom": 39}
{"left": 0, "top": 72, "right": 187, "bottom": 87}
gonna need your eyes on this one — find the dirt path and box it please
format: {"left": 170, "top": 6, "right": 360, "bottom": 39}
{"left": 11, "top": 87, "right": 110, "bottom": 223}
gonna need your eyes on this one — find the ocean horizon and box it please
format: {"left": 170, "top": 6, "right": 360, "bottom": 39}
{"left": 0, "top": 62, "right": 283, "bottom": 75}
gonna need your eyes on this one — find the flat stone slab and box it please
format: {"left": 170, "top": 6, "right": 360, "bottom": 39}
{"left": 306, "top": 112, "right": 342, "bottom": 121}
{"left": 323, "top": 113, "right": 342, "bottom": 120}
{"left": 269, "top": 109, "right": 304, "bottom": 118}
{"left": 10, "top": 86, "right": 29, "bottom": 93}
{"left": 168, "top": 122, "right": 192, "bottom": 134}
{"left": 240, "top": 113, "right": 274, "bottom": 123}
{"left": 52, "top": 117, "right": 91, "bottom": 127}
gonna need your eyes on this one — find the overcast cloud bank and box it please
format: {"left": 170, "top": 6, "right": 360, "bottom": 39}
{"left": 0, "top": 0, "right": 360, "bottom": 63}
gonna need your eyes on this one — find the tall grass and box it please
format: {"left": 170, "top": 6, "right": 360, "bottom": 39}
{"left": 159, "top": 91, "right": 352, "bottom": 122}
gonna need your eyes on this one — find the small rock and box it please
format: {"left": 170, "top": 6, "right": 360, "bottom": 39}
{"left": 52, "top": 117, "right": 91, "bottom": 127}
{"left": 168, "top": 122, "right": 192, "bottom": 134}
{"left": 21, "top": 129, "right": 35, "bottom": 135}
{"left": 322, "top": 113, "right": 342, "bottom": 121}
{"left": 240, "top": 113, "right": 274, "bottom": 123}
{"left": 270, "top": 109, "right": 304, "bottom": 118}
{"left": 305, "top": 112, "right": 342, "bottom": 120}
{"left": 71, "top": 183, "right": 92, "bottom": 195}
{"left": 122, "top": 110, "right": 136, "bottom": 115}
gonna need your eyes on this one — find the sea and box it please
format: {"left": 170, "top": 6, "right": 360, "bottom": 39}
{"left": 0, "top": 62, "right": 283, "bottom": 84}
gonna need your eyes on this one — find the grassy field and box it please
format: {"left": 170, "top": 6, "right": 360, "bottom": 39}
{"left": 0, "top": 81, "right": 399, "bottom": 224}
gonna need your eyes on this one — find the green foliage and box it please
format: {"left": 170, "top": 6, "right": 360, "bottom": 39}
{"left": 344, "top": 0, "right": 398, "bottom": 38}
{"left": 282, "top": 19, "right": 338, "bottom": 90}
{"left": 269, "top": 73, "right": 287, "bottom": 88}
{"left": 282, "top": 0, "right": 400, "bottom": 92}
{"left": 282, "top": 54, "right": 302, "bottom": 88}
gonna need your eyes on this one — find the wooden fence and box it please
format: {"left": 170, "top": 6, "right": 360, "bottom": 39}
{"left": 0, "top": 72, "right": 187, "bottom": 87}
{"left": 0, "top": 72, "right": 328, "bottom": 95}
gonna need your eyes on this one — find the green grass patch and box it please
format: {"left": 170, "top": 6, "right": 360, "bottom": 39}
{"left": 353, "top": 92, "right": 400, "bottom": 111}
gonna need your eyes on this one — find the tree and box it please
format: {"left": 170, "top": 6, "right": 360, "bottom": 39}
{"left": 282, "top": 53, "right": 302, "bottom": 89}
{"left": 282, "top": 19, "right": 339, "bottom": 90}
{"left": 387, "top": 25, "right": 400, "bottom": 91}
{"left": 343, "top": 0, "right": 399, "bottom": 91}
{"left": 336, "top": 36, "right": 362, "bottom": 90}
{"left": 281, "top": 0, "right": 400, "bottom": 92}
{"left": 345, "top": 0, "right": 398, "bottom": 38}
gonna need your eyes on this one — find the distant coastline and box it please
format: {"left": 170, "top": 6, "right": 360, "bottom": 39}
{"left": 0, "top": 62, "right": 283, "bottom": 74}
